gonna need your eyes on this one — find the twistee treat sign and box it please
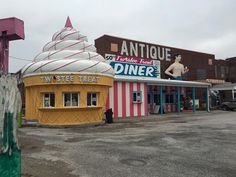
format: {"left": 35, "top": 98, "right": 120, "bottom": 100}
{"left": 40, "top": 75, "right": 99, "bottom": 83}
{"left": 105, "top": 54, "right": 160, "bottom": 78}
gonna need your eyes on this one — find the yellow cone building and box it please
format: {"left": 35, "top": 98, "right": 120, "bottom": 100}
{"left": 21, "top": 17, "right": 114, "bottom": 125}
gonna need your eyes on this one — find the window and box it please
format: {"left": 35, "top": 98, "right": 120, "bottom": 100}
{"left": 87, "top": 93, "right": 98, "bottom": 106}
{"left": 63, "top": 93, "right": 79, "bottom": 107}
{"left": 220, "top": 66, "right": 225, "bottom": 78}
{"left": 132, "top": 91, "right": 142, "bottom": 103}
{"left": 196, "top": 69, "right": 206, "bottom": 80}
{"left": 208, "top": 59, "right": 213, "bottom": 65}
{"left": 110, "top": 43, "right": 118, "bottom": 52}
{"left": 43, "top": 93, "right": 55, "bottom": 107}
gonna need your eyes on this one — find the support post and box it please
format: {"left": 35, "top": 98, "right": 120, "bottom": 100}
{"left": 177, "top": 86, "right": 180, "bottom": 113}
{"left": 192, "top": 87, "right": 196, "bottom": 112}
{"left": 0, "top": 17, "right": 24, "bottom": 73}
{"left": 160, "top": 85, "right": 163, "bottom": 115}
{"left": 146, "top": 84, "right": 150, "bottom": 116}
{"left": 232, "top": 90, "right": 235, "bottom": 100}
{"left": 206, "top": 87, "right": 210, "bottom": 112}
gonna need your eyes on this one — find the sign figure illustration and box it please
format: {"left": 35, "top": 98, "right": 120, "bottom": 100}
{"left": 165, "top": 54, "right": 189, "bottom": 80}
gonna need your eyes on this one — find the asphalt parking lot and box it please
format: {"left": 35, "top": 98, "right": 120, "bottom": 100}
{"left": 20, "top": 110, "right": 236, "bottom": 177}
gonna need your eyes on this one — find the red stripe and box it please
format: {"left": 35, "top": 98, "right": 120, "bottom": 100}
{"left": 78, "top": 35, "right": 87, "bottom": 41}
{"left": 33, "top": 59, "right": 61, "bottom": 72}
{"left": 101, "top": 67, "right": 112, "bottom": 73}
{"left": 43, "top": 40, "right": 84, "bottom": 60}
{"left": 61, "top": 31, "right": 78, "bottom": 40}
{"left": 53, "top": 29, "right": 67, "bottom": 41}
{"left": 64, "top": 44, "right": 93, "bottom": 59}
{"left": 43, "top": 41, "right": 52, "bottom": 51}
{"left": 129, "top": 83, "right": 134, "bottom": 117}
{"left": 33, "top": 52, "right": 43, "bottom": 61}
{"left": 137, "top": 83, "right": 141, "bottom": 116}
{"left": 114, "top": 81, "right": 118, "bottom": 118}
{"left": 144, "top": 83, "right": 147, "bottom": 116}
{"left": 88, "top": 54, "right": 99, "bottom": 60}
{"left": 52, "top": 59, "right": 78, "bottom": 71}
{"left": 47, "top": 40, "right": 64, "bottom": 51}
{"left": 22, "top": 62, "right": 36, "bottom": 75}
{"left": 64, "top": 50, "right": 83, "bottom": 59}
{"left": 122, "top": 82, "right": 126, "bottom": 118}
{"left": 77, "top": 61, "right": 100, "bottom": 72}
{"left": 81, "top": 44, "right": 93, "bottom": 51}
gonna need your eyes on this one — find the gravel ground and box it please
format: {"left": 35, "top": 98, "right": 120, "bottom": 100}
{"left": 19, "top": 110, "right": 236, "bottom": 177}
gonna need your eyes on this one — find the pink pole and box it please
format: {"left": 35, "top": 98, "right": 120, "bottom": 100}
{"left": 0, "top": 17, "right": 25, "bottom": 73}
{"left": 0, "top": 35, "right": 9, "bottom": 73}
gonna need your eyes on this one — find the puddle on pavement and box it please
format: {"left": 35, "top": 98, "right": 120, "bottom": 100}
{"left": 120, "top": 158, "right": 147, "bottom": 167}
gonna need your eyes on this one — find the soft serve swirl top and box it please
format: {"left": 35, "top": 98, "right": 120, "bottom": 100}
{"left": 22, "top": 27, "right": 114, "bottom": 77}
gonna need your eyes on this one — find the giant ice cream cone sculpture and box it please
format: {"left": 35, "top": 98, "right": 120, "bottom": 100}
{"left": 21, "top": 17, "right": 114, "bottom": 125}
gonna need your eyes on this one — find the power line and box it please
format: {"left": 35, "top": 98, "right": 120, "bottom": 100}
{"left": 9, "top": 56, "right": 32, "bottom": 62}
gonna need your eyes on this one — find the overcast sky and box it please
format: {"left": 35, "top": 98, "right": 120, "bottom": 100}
{"left": 1, "top": 0, "right": 236, "bottom": 72}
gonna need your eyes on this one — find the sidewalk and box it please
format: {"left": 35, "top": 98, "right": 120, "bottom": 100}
{"left": 113, "top": 110, "right": 221, "bottom": 123}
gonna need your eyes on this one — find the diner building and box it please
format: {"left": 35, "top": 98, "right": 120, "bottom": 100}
{"left": 95, "top": 35, "right": 212, "bottom": 118}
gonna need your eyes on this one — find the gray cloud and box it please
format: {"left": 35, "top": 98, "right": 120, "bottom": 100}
{"left": 1, "top": 0, "right": 236, "bottom": 72}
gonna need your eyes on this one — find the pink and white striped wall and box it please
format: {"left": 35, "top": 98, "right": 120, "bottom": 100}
{"left": 105, "top": 83, "right": 188, "bottom": 118}
{"left": 106, "top": 81, "right": 148, "bottom": 118}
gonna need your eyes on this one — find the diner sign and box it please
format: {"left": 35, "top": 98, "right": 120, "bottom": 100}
{"left": 105, "top": 54, "right": 160, "bottom": 78}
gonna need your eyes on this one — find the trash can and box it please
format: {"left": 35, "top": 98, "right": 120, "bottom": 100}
{"left": 105, "top": 108, "right": 113, "bottom": 123}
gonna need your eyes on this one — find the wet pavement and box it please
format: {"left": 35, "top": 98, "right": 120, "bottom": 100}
{"left": 20, "top": 110, "right": 236, "bottom": 177}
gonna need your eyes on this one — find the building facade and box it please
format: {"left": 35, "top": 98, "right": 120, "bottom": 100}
{"left": 95, "top": 35, "right": 216, "bottom": 81}
{"left": 213, "top": 57, "right": 236, "bottom": 102}
{"left": 22, "top": 19, "right": 114, "bottom": 125}
{"left": 95, "top": 35, "right": 211, "bottom": 118}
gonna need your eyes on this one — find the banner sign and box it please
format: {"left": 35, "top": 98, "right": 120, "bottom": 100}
{"left": 105, "top": 54, "right": 160, "bottom": 78}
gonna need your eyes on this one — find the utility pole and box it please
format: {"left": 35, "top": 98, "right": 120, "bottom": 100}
{"left": 0, "top": 17, "right": 25, "bottom": 73}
